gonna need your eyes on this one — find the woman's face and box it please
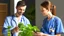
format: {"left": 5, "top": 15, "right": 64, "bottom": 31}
{"left": 40, "top": 6, "right": 49, "bottom": 16}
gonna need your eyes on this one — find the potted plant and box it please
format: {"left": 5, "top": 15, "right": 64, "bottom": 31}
{"left": 18, "top": 23, "right": 40, "bottom": 36}
{"left": 7, "top": 23, "right": 40, "bottom": 36}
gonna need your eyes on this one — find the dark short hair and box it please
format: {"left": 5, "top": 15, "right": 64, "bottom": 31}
{"left": 16, "top": 1, "right": 26, "bottom": 7}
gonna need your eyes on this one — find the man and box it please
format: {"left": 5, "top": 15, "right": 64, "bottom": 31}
{"left": 2, "top": 1, "right": 30, "bottom": 36}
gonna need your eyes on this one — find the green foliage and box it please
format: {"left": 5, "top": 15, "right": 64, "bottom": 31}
{"left": 7, "top": 26, "right": 12, "bottom": 36}
{"left": 24, "top": 5, "right": 35, "bottom": 23}
{"left": 7, "top": 23, "right": 40, "bottom": 36}
{"left": 18, "top": 22, "right": 40, "bottom": 36}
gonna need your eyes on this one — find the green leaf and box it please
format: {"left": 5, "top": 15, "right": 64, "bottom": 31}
{"left": 7, "top": 26, "right": 12, "bottom": 36}
{"left": 18, "top": 23, "right": 40, "bottom": 36}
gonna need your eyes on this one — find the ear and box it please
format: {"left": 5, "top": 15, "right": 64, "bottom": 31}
{"left": 25, "top": 6, "right": 27, "bottom": 9}
{"left": 24, "top": 6, "right": 27, "bottom": 10}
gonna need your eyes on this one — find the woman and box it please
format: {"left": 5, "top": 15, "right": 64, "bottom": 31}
{"left": 34, "top": 1, "right": 64, "bottom": 36}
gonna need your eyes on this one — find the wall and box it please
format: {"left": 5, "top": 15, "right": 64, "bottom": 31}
{"left": 10, "top": 0, "right": 14, "bottom": 15}
{"left": 0, "top": 0, "right": 10, "bottom": 15}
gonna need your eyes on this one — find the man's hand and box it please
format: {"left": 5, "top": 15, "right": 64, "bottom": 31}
{"left": 11, "top": 27, "right": 19, "bottom": 33}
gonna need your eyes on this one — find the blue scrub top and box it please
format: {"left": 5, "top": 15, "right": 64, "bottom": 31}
{"left": 40, "top": 16, "right": 64, "bottom": 35}
{"left": 2, "top": 15, "right": 30, "bottom": 36}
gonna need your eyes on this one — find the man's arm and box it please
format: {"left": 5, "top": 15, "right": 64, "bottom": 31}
{"left": 2, "top": 17, "right": 9, "bottom": 36}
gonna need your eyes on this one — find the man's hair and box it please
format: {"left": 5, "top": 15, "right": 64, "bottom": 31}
{"left": 16, "top": 1, "right": 26, "bottom": 7}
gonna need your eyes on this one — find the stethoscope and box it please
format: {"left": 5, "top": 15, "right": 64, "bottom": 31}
{"left": 10, "top": 15, "right": 22, "bottom": 27}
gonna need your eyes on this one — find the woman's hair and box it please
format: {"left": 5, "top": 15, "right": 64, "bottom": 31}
{"left": 41, "top": 1, "right": 56, "bottom": 15}
{"left": 16, "top": 1, "right": 26, "bottom": 7}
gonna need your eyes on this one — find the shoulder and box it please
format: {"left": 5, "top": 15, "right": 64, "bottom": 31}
{"left": 22, "top": 15, "right": 29, "bottom": 21}
{"left": 43, "top": 17, "right": 47, "bottom": 22}
{"left": 54, "top": 16, "right": 62, "bottom": 21}
{"left": 54, "top": 16, "right": 63, "bottom": 25}
{"left": 5, "top": 15, "right": 14, "bottom": 20}
{"left": 22, "top": 15, "right": 29, "bottom": 22}
{"left": 22, "top": 15, "right": 30, "bottom": 24}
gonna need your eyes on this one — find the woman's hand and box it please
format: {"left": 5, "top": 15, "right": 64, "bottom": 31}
{"left": 11, "top": 27, "right": 19, "bottom": 33}
{"left": 33, "top": 32, "right": 49, "bottom": 36}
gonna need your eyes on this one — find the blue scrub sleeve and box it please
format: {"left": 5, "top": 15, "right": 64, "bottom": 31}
{"left": 26, "top": 19, "right": 30, "bottom": 24}
{"left": 2, "top": 17, "right": 9, "bottom": 35}
{"left": 40, "top": 27, "right": 47, "bottom": 33}
{"left": 40, "top": 19, "right": 48, "bottom": 34}
{"left": 56, "top": 19, "right": 64, "bottom": 34}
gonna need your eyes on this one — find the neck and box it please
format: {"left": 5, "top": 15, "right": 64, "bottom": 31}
{"left": 47, "top": 13, "right": 53, "bottom": 20}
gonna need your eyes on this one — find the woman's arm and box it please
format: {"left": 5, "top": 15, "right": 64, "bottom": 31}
{"left": 33, "top": 32, "right": 61, "bottom": 36}
{"left": 41, "top": 33, "right": 61, "bottom": 36}
{"left": 54, "top": 34, "right": 61, "bottom": 36}
{"left": 47, "top": 34, "right": 61, "bottom": 36}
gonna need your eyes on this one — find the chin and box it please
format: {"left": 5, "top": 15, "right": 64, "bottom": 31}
{"left": 20, "top": 14, "right": 23, "bottom": 15}
{"left": 18, "top": 12, "right": 23, "bottom": 15}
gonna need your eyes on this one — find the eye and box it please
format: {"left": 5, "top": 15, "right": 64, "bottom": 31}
{"left": 19, "top": 8, "right": 25, "bottom": 11}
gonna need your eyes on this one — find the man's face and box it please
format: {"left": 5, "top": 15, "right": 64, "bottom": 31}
{"left": 16, "top": 6, "right": 26, "bottom": 15}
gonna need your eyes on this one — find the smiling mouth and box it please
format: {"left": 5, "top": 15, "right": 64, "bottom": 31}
{"left": 17, "top": 12, "right": 22, "bottom": 15}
